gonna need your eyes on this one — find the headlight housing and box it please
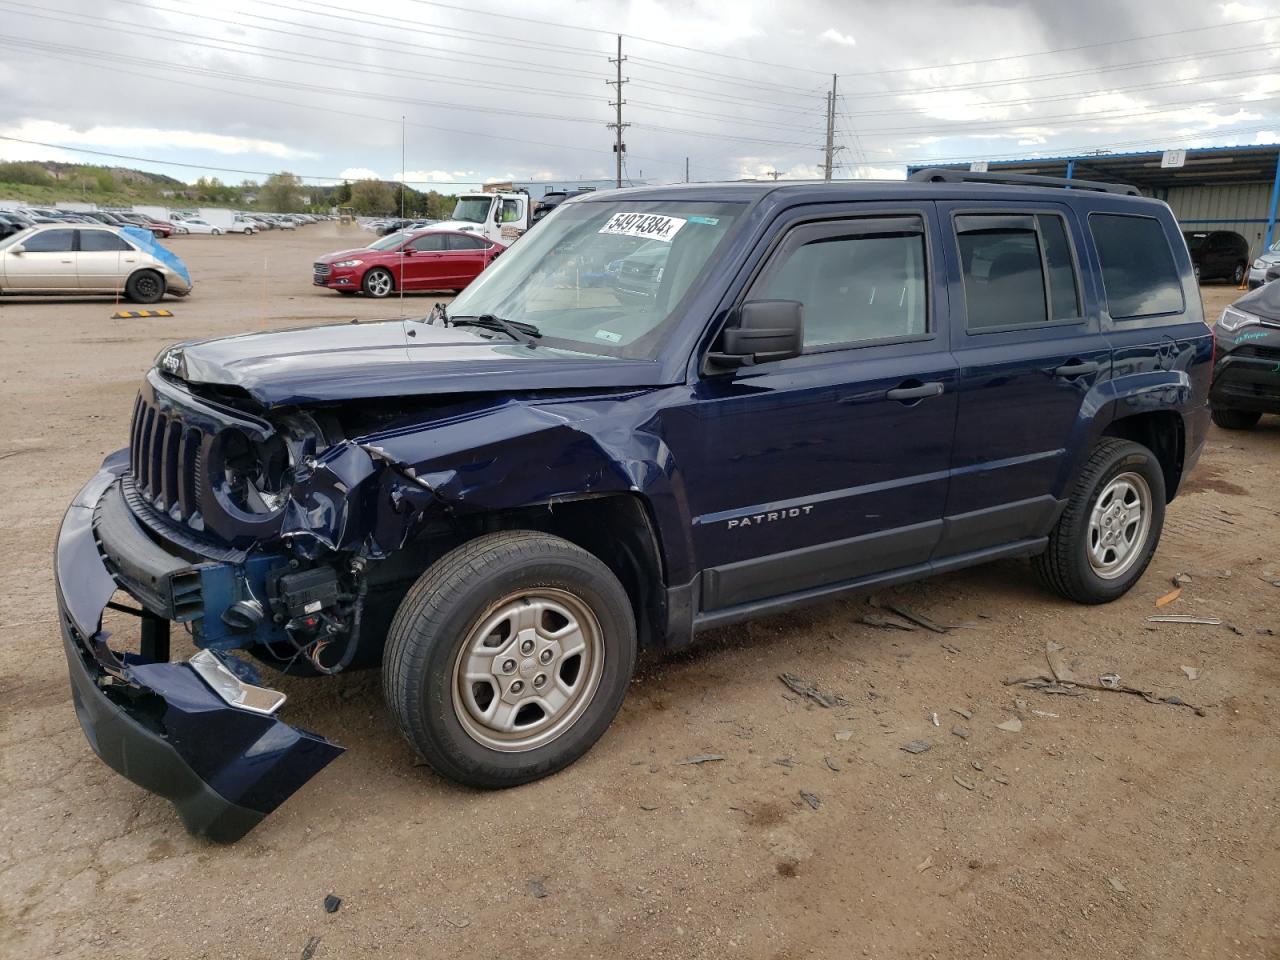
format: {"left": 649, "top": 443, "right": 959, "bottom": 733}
{"left": 333, "top": 259, "right": 363, "bottom": 268}
{"left": 1219, "top": 306, "right": 1260, "bottom": 332}
{"left": 212, "top": 412, "right": 326, "bottom": 516}
{"left": 1255, "top": 258, "right": 1267, "bottom": 269}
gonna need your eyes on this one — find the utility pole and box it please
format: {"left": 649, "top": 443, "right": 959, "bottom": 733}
{"left": 607, "top": 35, "right": 629, "bottom": 189}
{"left": 822, "top": 74, "right": 837, "bottom": 182}
{"left": 399, "top": 115, "right": 406, "bottom": 218}
{"left": 685, "top": 157, "right": 689, "bottom": 183}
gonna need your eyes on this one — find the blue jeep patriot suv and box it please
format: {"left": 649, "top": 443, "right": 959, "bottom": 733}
{"left": 55, "top": 170, "right": 1212, "bottom": 840}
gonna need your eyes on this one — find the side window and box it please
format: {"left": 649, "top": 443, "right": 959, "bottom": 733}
{"left": 23, "top": 229, "right": 75, "bottom": 253}
{"left": 752, "top": 216, "right": 928, "bottom": 349}
{"left": 79, "top": 230, "right": 131, "bottom": 252}
{"left": 1089, "top": 213, "right": 1184, "bottom": 319}
{"left": 501, "top": 199, "right": 523, "bottom": 223}
{"left": 956, "top": 213, "right": 1081, "bottom": 330}
{"left": 447, "top": 234, "right": 485, "bottom": 250}
{"left": 409, "top": 234, "right": 445, "bottom": 252}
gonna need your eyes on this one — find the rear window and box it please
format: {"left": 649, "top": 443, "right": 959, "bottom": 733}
{"left": 1090, "top": 214, "right": 1184, "bottom": 318}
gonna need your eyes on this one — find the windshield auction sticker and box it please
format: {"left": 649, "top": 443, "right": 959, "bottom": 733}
{"left": 599, "top": 213, "right": 687, "bottom": 242}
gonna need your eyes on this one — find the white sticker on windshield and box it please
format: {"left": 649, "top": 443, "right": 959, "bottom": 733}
{"left": 594, "top": 329, "right": 622, "bottom": 343}
{"left": 598, "top": 213, "right": 687, "bottom": 242}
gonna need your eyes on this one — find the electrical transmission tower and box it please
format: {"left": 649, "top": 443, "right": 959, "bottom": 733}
{"left": 607, "top": 35, "right": 629, "bottom": 189}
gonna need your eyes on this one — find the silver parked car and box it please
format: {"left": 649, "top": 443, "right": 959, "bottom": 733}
{"left": 0, "top": 224, "right": 192, "bottom": 302}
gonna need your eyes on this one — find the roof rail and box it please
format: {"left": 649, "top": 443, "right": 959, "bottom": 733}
{"left": 908, "top": 167, "right": 1141, "bottom": 197}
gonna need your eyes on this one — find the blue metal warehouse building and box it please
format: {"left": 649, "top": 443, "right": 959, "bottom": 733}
{"left": 909, "top": 144, "right": 1280, "bottom": 261}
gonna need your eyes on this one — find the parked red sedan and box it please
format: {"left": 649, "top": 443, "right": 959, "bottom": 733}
{"left": 313, "top": 229, "right": 504, "bottom": 298}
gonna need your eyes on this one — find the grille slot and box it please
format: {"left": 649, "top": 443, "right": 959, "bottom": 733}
{"left": 313, "top": 262, "right": 332, "bottom": 277}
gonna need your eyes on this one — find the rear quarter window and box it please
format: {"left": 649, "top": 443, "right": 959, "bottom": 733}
{"left": 1089, "top": 213, "right": 1184, "bottom": 319}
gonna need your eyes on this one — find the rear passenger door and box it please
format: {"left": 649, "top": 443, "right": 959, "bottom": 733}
{"left": 445, "top": 232, "right": 489, "bottom": 288}
{"left": 936, "top": 203, "right": 1110, "bottom": 559}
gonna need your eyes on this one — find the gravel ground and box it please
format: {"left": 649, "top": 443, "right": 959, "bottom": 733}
{"left": 1, "top": 224, "right": 1276, "bottom": 960}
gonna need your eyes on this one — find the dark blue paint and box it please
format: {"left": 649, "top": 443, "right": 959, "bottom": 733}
{"left": 54, "top": 179, "right": 1213, "bottom": 839}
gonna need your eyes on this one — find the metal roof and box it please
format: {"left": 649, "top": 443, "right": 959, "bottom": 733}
{"left": 907, "top": 143, "right": 1280, "bottom": 190}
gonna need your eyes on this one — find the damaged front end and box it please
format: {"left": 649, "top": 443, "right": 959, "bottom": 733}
{"left": 54, "top": 371, "right": 436, "bottom": 842}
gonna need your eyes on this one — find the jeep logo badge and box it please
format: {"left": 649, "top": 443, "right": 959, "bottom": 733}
{"left": 160, "top": 349, "right": 182, "bottom": 375}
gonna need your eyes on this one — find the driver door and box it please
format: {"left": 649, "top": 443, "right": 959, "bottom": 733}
{"left": 4, "top": 228, "right": 77, "bottom": 289}
{"left": 401, "top": 233, "right": 448, "bottom": 290}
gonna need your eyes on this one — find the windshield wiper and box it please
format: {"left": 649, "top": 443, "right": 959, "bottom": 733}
{"left": 450, "top": 314, "right": 541, "bottom": 348}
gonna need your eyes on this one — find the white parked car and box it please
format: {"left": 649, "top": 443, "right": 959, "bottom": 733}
{"left": 228, "top": 217, "right": 257, "bottom": 235}
{"left": 174, "top": 217, "right": 222, "bottom": 236}
{"left": 0, "top": 224, "right": 193, "bottom": 302}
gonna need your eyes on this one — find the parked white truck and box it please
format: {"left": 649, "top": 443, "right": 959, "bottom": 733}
{"left": 427, "top": 184, "right": 533, "bottom": 244}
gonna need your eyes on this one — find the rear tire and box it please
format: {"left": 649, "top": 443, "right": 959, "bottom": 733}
{"left": 1211, "top": 407, "right": 1262, "bottom": 430}
{"left": 125, "top": 269, "right": 166, "bottom": 304}
{"left": 1033, "top": 438, "right": 1165, "bottom": 604}
{"left": 383, "top": 531, "right": 637, "bottom": 788}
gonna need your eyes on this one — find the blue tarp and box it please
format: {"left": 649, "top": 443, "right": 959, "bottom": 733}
{"left": 120, "top": 226, "right": 192, "bottom": 288}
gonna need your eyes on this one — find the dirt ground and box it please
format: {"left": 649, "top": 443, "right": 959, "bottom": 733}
{"left": 1, "top": 224, "right": 1276, "bottom": 960}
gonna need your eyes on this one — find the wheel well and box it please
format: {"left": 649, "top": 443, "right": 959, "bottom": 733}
{"left": 1101, "top": 411, "right": 1184, "bottom": 500}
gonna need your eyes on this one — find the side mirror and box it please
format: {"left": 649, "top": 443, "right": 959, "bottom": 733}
{"left": 707, "top": 299, "right": 804, "bottom": 369}
{"left": 8, "top": 243, "right": 24, "bottom": 255}
{"left": 401, "top": 247, "right": 416, "bottom": 256}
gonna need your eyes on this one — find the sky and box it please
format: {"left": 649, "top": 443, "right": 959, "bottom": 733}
{"left": 0, "top": 0, "right": 1277, "bottom": 189}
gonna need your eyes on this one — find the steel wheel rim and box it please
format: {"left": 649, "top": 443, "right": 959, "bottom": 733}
{"left": 1087, "top": 471, "right": 1152, "bottom": 580}
{"left": 135, "top": 275, "right": 160, "bottom": 299}
{"left": 368, "top": 271, "right": 391, "bottom": 296}
{"left": 451, "top": 589, "right": 605, "bottom": 753}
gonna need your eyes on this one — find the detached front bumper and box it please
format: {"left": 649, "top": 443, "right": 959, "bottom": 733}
{"left": 55, "top": 452, "right": 343, "bottom": 842}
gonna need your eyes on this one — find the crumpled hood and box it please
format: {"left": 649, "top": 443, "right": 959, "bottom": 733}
{"left": 164, "top": 320, "right": 668, "bottom": 407}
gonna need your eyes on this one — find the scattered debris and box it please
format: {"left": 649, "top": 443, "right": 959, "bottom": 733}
{"left": 639, "top": 803, "right": 659, "bottom": 811}
{"left": 915, "top": 855, "right": 935, "bottom": 873}
{"left": 995, "top": 718, "right": 1023, "bottom": 733}
{"left": 778, "top": 673, "right": 847, "bottom": 708}
{"left": 1181, "top": 665, "right": 1200, "bottom": 681}
{"left": 994, "top": 775, "right": 1011, "bottom": 785}
{"left": 676, "top": 754, "right": 725, "bottom": 765}
{"left": 940, "top": 642, "right": 963, "bottom": 654}
{"left": 1258, "top": 628, "right": 1277, "bottom": 637}
{"left": 728, "top": 805, "right": 753, "bottom": 817}
{"left": 951, "top": 725, "right": 970, "bottom": 740}
{"left": 835, "top": 729, "right": 855, "bottom": 742}
{"left": 1107, "top": 877, "right": 1128, "bottom": 894}
{"left": 1099, "top": 673, "right": 1122, "bottom": 689}
{"left": 1155, "top": 587, "right": 1182, "bottom": 607}
{"left": 1031, "top": 709, "right": 1058, "bottom": 719}
{"left": 824, "top": 756, "right": 841, "bottom": 772}
{"left": 527, "top": 879, "right": 549, "bottom": 899}
{"left": 929, "top": 712, "right": 940, "bottom": 727}
{"left": 441, "top": 917, "right": 471, "bottom": 929}
{"left": 951, "top": 707, "right": 974, "bottom": 720}
{"left": 1225, "top": 623, "right": 1245, "bottom": 636}
{"left": 857, "top": 614, "right": 917, "bottom": 632}
{"left": 302, "top": 936, "right": 321, "bottom": 960}
{"left": 1172, "top": 572, "right": 1193, "bottom": 587}
{"left": 901, "top": 739, "right": 933, "bottom": 754}
{"left": 1045, "top": 640, "right": 1076, "bottom": 683}
{"left": 971, "top": 760, "right": 984, "bottom": 771}
{"left": 773, "top": 757, "right": 797, "bottom": 769}
{"left": 883, "top": 602, "right": 951, "bottom": 634}
{"left": 323, "top": 894, "right": 342, "bottom": 914}
{"left": 799, "top": 791, "right": 821, "bottom": 810}
{"left": 1147, "top": 615, "right": 1222, "bottom": 625}
{"left": 1005, "top": 670, "right": 1207, "bottom": 715}
{"left": 953, "top": 775, "right": 975, "bottom": 791}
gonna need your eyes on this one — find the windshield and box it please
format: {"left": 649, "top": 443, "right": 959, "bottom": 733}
{"left": 369, "top": 231, "right": 410, "bottom": 251}
{"left": 447, "top": 199, "right": 745, "bottom": 360}
{"left": 452, "top": 197, "right": 493, "bottom": 224}
{"left": 1183, "top": 233, "right": 1208, "bottom": 251}
{"left": 1270, "top": 239, "right": 1280, "bottom": 253}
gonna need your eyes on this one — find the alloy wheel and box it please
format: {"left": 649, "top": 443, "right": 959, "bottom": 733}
{"left": 1087, "top": 471, "right": 1152, "bottom": 580}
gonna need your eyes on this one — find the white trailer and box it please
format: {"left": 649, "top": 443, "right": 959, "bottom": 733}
{"left": 133, "top": 204, "right": 170, "bottom": 221}
{"left": 197, "top": 208, "right": 239, "bottom": 230}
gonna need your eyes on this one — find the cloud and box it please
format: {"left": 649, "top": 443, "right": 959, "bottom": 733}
{"left": 0, "top": 119, "right": 312, "bottom": 159}
{"left": 820, "top": 28, "right": 857, "bottom": 47}
{"left": 338, "top": 167, "right": 380, "bottom": 181}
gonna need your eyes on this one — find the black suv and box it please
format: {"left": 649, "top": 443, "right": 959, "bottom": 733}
{"left": 1183, "top": 229, "right": 1250, "bottom": 285}
{"left": 55, "top": 171, "right": 1212, "bottom": 840}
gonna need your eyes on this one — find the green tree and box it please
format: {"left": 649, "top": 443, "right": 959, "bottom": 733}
{"left": 259, "top": 171, "right": 303, "bottom": 212}
{"left": 93, "top": 168, "right": 116, "bottom": 192}
{"left": 350, "top": 179, "right": 395, "bottom": 216}
{"left": 334, "top": 180, "right": 352, "bottom": 205}
{"left": 0, "top": 161, "right": 53, "bottom": 186}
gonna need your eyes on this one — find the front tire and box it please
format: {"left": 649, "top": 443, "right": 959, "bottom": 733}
{"left": 1033, "top": 438, "right": 1165, "bottom": 604}
{"left": 211, "top": 228, "right": 222, "bottom": 236}
{"left": 362, "top": 267, "right": 394, "bottom": 298}
{"left": 383, "top": 531, "right": 637, "bottom": 788}
{"left": 125, "top": 269, "right": 166, "bottom": 304}
{"left": 1233, "top": 262, "right": 1246, "bottom": 285}
{"left": 1211, "top": 406, "right": 1262, "bottom": 430}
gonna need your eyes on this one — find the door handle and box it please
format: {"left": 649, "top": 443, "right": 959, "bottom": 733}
{"left": 885, "top": 381, "right": 944, "bottom": 402}
{"left": 1051, "top": 360, "right": 1099, "bottom": 378}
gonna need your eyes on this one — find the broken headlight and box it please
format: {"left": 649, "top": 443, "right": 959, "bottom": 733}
{"left": 214, "top": 413, "right": 326, "bottom": 516}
